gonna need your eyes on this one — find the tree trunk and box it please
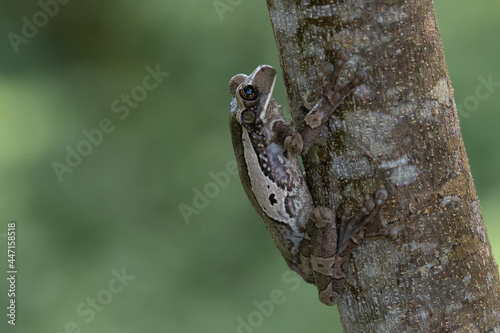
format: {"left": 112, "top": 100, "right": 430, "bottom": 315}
{"left": 265, "top": 0, "right": 500, "bottom": 332}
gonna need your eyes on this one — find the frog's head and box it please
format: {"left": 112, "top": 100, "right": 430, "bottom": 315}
{"left": 229, "top": 65, "right": 277, "bottom": 127}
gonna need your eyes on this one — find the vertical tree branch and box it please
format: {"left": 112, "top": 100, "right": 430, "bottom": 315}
{"left": 266, "top": 0, "right": 500, "bottom": 331}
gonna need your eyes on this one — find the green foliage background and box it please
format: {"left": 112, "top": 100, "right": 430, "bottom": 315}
{"left": 0, "top": 1, "right": 499, "bottom": 332}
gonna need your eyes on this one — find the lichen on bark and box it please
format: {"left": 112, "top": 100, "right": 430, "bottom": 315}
{"left": 266, "top": 0, "right": 500, "bottom": 331}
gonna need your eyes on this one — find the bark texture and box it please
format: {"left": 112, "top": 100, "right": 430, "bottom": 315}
{"left": 266, "top": 0, "right": 500, "bottom": 332}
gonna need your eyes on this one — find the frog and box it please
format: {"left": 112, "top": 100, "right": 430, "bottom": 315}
{"left": 228, "top": 51, "right": 398, "bottom": 305}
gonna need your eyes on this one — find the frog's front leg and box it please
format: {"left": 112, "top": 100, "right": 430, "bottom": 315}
{"left": 282, "top": 51, "right": 368, "bottom": 155}
{"left": 292, "top": 189, "right": 397, "bottom": 306}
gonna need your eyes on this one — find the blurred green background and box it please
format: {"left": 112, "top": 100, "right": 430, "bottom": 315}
{"left": 0, "top": 1, "right": 499, "bottom": 332}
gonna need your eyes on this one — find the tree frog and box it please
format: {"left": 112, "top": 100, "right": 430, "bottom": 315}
{"left": 228, "top": 52, "right": 398, "bottom": 306}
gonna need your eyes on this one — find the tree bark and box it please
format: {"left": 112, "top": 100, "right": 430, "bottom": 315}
{"left": 266, "top": 0, "right": 500, "bottom": 332}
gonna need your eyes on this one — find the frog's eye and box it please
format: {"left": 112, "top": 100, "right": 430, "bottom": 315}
{"left": 239, "top": 84, "right": 258, "bottom": 100}
{"left": 241, "top": 110, "right": 256, "bottom": 124}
